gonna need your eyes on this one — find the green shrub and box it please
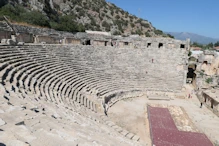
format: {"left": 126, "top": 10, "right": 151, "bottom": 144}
{"left": 145, "top": 32, "right": 151, "bottom": 37}
{"left": 0, "top": 3, "right": 87, "bottom": 32}
{"left": 113, "top": 31, "right": 121, "bottom": 35}
{"left": 141, "top": 22, "right": 150, "bottom": 28}
{"left": 131, "top": 31, "right": 135, "bottom": 34}
{"left": 96, "top": 24, "right": 101, "bottom": 31}
{"left": 0, "top": 4, "right": 50, "bottom": 27}
{"left": 102, "top": 21, "right": 110, "bottom": 31}
{"left": 54, "top": 15, "right": 85, "bottom": 32}
{"left": 199, "top": 71, "right": 204, "bottom": 77}
{"left": 206, "top": 78, "right": 213, "bottom": 84}
{"left": 214, "top": 41, "right": 219, "bottom": 47}
{"left": 136, "top": 18, "right": 143, "bottom": 24}
{"left": 20, "top": 10, "right": 50, "bottom": 27}
{"left": 101, "top": 13, "right": 105, "bottom": 17}
{"left": 115, "top": 9, "right": 119, "bottom": 14}
{"left": 90, "top": 17, "right": 97, "bottom": 26}
{"left": 188, "top": 51, "right": 192, "bottom": 56}
{"left": 154, "top": 29, "right": 163, "bottom": 35}
{"left": 115, "top": 15, "right": 120, "bottom": 19}
{"left": 167, "top": 33, "right": 174, "bottom": 38}
{"left": 103, "top": 9, "right": 107, "bottom": 13}
{"left": 85, "top": 23, "right": 92, "bottom": 30}
{"left": 135, "top": 29, "right": 143, "bottom": 35}
{"left": 0, "top": 4, "right": 25, "bottom": 20}
{"left": 110, "top": 10, "right": 114, "bottom": 16}
{"left": 125, "top": 12, "right": 129, "bottom": 18}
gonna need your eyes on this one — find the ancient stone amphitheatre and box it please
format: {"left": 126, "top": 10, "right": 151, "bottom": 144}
{"left": 0, "top": 20, "right": 219, "bottom": 146}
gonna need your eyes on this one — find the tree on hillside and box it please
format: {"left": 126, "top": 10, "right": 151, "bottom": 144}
{"left": 167, "top": 34, "right": 174, "bottom": 39}
{"left": 191, "top": 42, "right": 203, "bottom": 48}
{"left": 206, "top": 42, "right": 213, "bottom": 48}
{"left": 154, "top": 29, "right": 163, "bottom": 35}
{"left": 54, "top": 15, "right": 85, "bottom": 32}
{"left": 214, "top": 41, "right": 219, "bottom": 47}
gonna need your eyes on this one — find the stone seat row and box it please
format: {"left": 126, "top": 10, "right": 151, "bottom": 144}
{"left": 0, "top": 45, "right": 184, "bottom": 108}
{"left": 1, "top": 45, "right": 183, "bottom": 90}
{"left": 0, "top": 47, "right": 98, "bottom": 113}
{"left": 0, "top": 85, "right": 141, "bottom": 146}
{"left": 15, "top": 45, "right": 185, "bottom": 73}
{"left": 9, "top": 45, "right": 181, "bottom": 86}
{"left": 0, "top": 47, "right": 146, "bottom": 145}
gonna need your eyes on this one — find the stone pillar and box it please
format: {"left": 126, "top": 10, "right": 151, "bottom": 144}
{"left": 34, "top": 35, "right": 39, "bottom": 44}
{"left": 62, "top": 37, "right": 66, "bottom": 45}
{"left": 186, "top": 38, "right": 190, "bottom": 50}
{"left": 11, "top": 35, "right": 17, "bottom": 42}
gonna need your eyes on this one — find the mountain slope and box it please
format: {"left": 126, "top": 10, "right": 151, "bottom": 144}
{"left": 166, "top": 32, "right": 219, "bottom": 44}
{"left": 0, "top": 0, "right": 166, "bottom": 37}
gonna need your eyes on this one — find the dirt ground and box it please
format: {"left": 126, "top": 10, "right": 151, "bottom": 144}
{"left": 108, "top": 97, "right": 151, "bottom": 145}
{"left": 107, "top": 85, "right": 219, "bottom": 146}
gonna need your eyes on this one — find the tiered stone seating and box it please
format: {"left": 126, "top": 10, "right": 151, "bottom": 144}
{"left": 0, "top": 44, "right": 186, "bottom": 145}
{"left": 0, "top": 84, "right": 141, "bottom": 145}
{"left": 1, "top": 44, "right": 186, "bottom": 105}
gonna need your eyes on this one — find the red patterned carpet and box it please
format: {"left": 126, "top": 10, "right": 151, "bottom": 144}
{"left": 148, "top": 106, "right": 213, "bottom": 146}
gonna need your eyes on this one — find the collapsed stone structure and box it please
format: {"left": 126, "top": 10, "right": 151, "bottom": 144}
{"left": 0, "top": 19, "right": 191, "bottom": 145}
{"left": 191, "top": 50, "right": 219, "bottom": 117}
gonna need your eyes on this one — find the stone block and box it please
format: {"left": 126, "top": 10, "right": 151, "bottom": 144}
{"left": 1, "top": 39, "right": 7, "bottom": 44}
{"left": 148, "top": 95, "right": 170, "bottom": 100}
{"left": 120, "top": 130, "right": 128, "bottom": 136}
{"left": 17, "top": 42, "right": 25, "bottom": 45}
{"left": 126, "top": 133, "right": 134, "bottom": 139}
{"left": 6, "top": 140, "right": 29, "bottom": 146}
{"left": 215, "top": 140, "right": 219, "bottom": 146}
{"left": 106, "top": 121, "right": 115, "bottom": 127}
{"left": 132, "top": 135, "right": 140, "bottom": 141}
{"left": 175, "top": 93, "right": 185, "bottom": 99}
{"left": 0, "top": 118, "right": 6, "bottom": 126}
{"left": 6, "top": 39, "right": 16, "bottom": 45}
{"left": 114, "top": 127, "right": 123, "bottom": 132}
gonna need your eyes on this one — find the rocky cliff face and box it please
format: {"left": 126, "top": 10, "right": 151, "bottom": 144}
{"left": 1, "top": 0, "right": 166, "bottom": 36}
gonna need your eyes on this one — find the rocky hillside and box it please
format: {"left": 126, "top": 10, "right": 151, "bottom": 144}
{"left": 0, "top": 0, "right": 166, "bottom": 37}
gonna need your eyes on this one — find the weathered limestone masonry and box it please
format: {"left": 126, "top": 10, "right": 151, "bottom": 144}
{"left": 0, "top": 21, "right": 190, "bottom": 145}
{"left": 0, "top": 21, "right": 189, "bottom": 48}
{"left": 202, "top": 90, "right": 219, "bottom": 116}
{"left": 0, "top": 45, "right": 143, "bottom": 145}
{"left": 0, "top": 22, "right": 190, "bottom": 104}
{"left": 0, "top": 19, "right": 14, "bottom": 44}
{"left": 193, "top": 50, "right": 219, "bottom": 117}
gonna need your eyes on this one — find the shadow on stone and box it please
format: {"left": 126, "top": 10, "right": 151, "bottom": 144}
{"left": 0, "top": 143, "right": 6, "bottom": 146}
{"left": 15, "top": 121, "right": 25, "bottom": 126}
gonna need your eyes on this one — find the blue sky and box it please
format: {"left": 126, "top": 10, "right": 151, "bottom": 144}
{"left": 107, "top": 0, "right": 219, "bottom": 38}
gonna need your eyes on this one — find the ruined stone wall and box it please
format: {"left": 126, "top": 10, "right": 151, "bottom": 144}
{"left": 0, "top": 31, "right": 12, "bottom": 40}
{"left": 92, "top": 40, "right": 106, "bottom": 46}
{"left": 199, "top": 91, "right": 219, "bottom": 117}
{"left": 64, "top": 38, "right": 81, "bottom": 45}
{"left": 193, "top": 51, "right": 219, "bottom": 90}
{"left": 35, "top": 35, "right": 62, "bottom": 44}
{"left": 16, "top": 33, "right": 34, "bottom": 43}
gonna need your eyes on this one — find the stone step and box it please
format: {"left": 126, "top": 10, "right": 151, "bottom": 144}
{"left": 148, "top": 95, "right": 171, "bottom": 100}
